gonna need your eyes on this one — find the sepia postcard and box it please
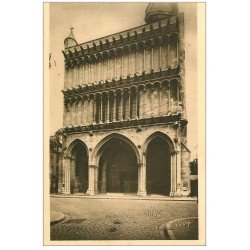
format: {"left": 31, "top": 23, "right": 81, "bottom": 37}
{"left": 44, "top": 1, "right": 205, "bottom": 245}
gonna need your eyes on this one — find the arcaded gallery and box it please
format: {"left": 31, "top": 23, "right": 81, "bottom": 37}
{"left": 50, "top": 3, "right": 192, "bottom": 197}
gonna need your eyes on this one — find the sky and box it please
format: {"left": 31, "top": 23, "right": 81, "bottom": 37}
{"left": 48, "top": 2, "right": 197, "bottom": 159}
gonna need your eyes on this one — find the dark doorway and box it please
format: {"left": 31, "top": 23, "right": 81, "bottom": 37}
{"left": 146, "top": 137, "right": 171, "bottom": 195}
{"left": 70, "top": 142, "right": 88, "bottom": 194}
{"left": 98, "top": 137, "right": 138, "bottom": 194}
{"left": 191, "top": 180, "right": 198, "bottom": 197}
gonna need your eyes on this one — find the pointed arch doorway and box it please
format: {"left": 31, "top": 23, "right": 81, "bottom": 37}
{"left": 69, "top": 140, "right": 89, "bottom": 194}
{"left": 146, "top": 135, "right": 172, "bottom": 196}
{"left": 97, "top": 136, "right": 138, "bottom": 194}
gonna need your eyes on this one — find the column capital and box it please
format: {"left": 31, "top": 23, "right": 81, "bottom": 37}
{"left": 170, "top": 150, "right": 177, "bottom": 155}
{"left": 89, "top": 164, "right": 98, "bottom": 168}
{"left": 64, "top": 154, "right": 71, "bottom": 159}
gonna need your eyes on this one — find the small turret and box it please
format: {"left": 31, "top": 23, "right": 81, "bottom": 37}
{"left": 64, "top": 27, "right": 78, "bottom": 48}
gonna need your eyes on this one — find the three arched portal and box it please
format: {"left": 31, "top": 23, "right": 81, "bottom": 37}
{"left": 67, "top": 132, "right": 173, "bottom": 196}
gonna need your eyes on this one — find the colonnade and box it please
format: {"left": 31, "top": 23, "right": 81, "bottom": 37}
{"left": 64, "top": 82, "right": 179, "bottom": 127}
{"left": 64, "top": 39, "right": 178, "bottom": 88}
{"left": 62, "top": 147, "right": 180, "bottom": 196}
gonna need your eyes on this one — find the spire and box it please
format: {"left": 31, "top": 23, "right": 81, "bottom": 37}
{"left": 67, "top": 27, "right": 75, "bottom": 39}
{"left": 64, "top": 27, "right": 78, "bottom": 49}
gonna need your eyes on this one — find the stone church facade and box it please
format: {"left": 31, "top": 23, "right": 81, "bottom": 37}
{"left": 53, "top": 3, "right": 191, "bottom": 197}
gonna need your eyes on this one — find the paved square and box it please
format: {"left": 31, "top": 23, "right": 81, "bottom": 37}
{"left": 50, "top": 197, "right": 198, "bottom": 240}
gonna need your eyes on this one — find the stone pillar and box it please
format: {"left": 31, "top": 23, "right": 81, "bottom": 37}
{"left": 176, "top": 143, "right": 182, "bottom": 195}
{"left": 121, "top": 56, "right": 123, "bottom": 76}
{"left": 93, "top": 97, "right": 96, "bottom": 124}
{"left": 100, "top": 96, "right": 103, "bottom": 123}
{"left": 167, "top": 44, "right": 170, "bottom": 67}
{"left": 177, "top": 40, "right": 179, "bottom": 63}
{"left": 143, "top": 89, "right": 147, "bottom": 118}
{"left": 137, "top": 156, "right": 146, "bottom": 196}
{"left": 143, "top": 50, "right": 145, "bottom": 72}
{"left": 94, "top": 167, "right": 98, "bottom": 194}
{"left": 120, "top": 92, "right": 123, "bottom": 121}
{"left": 107, "top": 94, "right": 110, "bottom": 122}
{"left": 101, "top": 60, "right": 103, "bottom": 80}
{"left": 88, "top": 64, "right": 90, "bottom": 83}
{"left": 78, "top": 66, "right": 81, "bottom": 85}
{"left": 86, "top": 164, "right": 97, "bottom": 195}
{"left": 151, "top": 47, "right": 154, "bottom": 69}
{"left": 135, "top": 50, "right": 138, "bottom": 73}
{"left": 101, "top": 163, "right": 107, "bottom": 193}
{"left": 62, "top": 156, "right": 71, "bottom": 194}
{"left": 177, "top": 85, "right": 180, "bottom": 112}
{"left": 81, "top": 98, "right": 84, "bottom": 125}
{"left": 135, "top": 89, "right": 138, "bottom": 118}
{"left": 128, "top": 91, "right": 131, "bottom": 120}
{"left": 86, "top": 97, "right": 90, "bottom": 125}
{"left": 159, "top": 86, "right": 162, "bottom": 116}
{"left": 159, "top": 45, "right": 162, "bottom": 67}
{"left": 170, "top": 151, "right": 176, "bottom": 197}
{"left": 168, "top": 84, "right": 171, "bottom": 113}
{"left": 107, "top": 58, "right": 110, "bottom": 78}
{"left": 128, "top": 52, "right": 130, "bottom": 74}
{"left": 113, "top": 93, "right": 116, "bottom": 121}
{"left": 70, "top": 157, "right": 76, "bottom": 193}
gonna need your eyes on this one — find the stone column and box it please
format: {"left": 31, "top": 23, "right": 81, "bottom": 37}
{"left": 120, "top": 92, "right": 123, "bottom": 121}
{"left": 78, "top": 66, "right": 81, "bottom": 85}
{"left": 143, "top": 89, "right": 147, "bottom": 118}
{"left": 121, "top": 55, "right": 123, "bottom": 76}
{"left": 137, "top": 156, "right": 146, "bottom": 196}
{"left": 62, "top": 156, "right": 71, "bottom": 194}
{"left": 151, "top": 47, "right": 154, "bottom": 69}
{"left": 107, "top": 58, "right": 110, "bottom": 78}
{"left": 114, "top": 57, "right": 116, "bottom": 77}
{"left": 143, "top": 50, "right": 145, "bottom": 72}
{"left": 168, "top": 84, "right": 171, "bottom": 113}
{"left": 159, "top": 45, "right": 162, "bottom": 67}
{"left": 167, "top": 43, "right": 170, "bottom": 67}
{"left": 128, "top": 91, "right": 131, "bottom": 120}
{"left": 113, "top": 93, "right": 116, "bottom": 121}
{"left": 86, "top": 164, "right": 97, "bottom": 195}
{"left": 128, "top": 52, "right": 131, "bottom": 74}
{"left": 177, "top": 85, "right": 180, "bottom": 112}
{"left": 88, "top": 64, "right": 90, "bottom": 83}
{"left": 170, "top": 151, "right": 176, "bottom": 197}
{"left": 94, "top": 167, "right": 98, "bottom": 194}
{"left": 135, "top": 89, "right": 138, "bottom": 119}
{"left": 107, "top": 94, "right": 110, "bottom": 122}
{"left": 176, "top": 143, "right": 182, "bottom": 196}
{"left": 100, "top": 95, "right": 103, "bottom": 123}
{"left": 159, "top": 86, "right": 162, "bottom": 116}
{"left": 93, "top": 97, "right": 96, "bottom": 124}
{"left": 101, "top": 60, "right": 103, "bottom": 80}
{"left": 151, "top": 88, "right": 154, "bottom": 117}
{"left": 86, "top": 97, "right": 90, "bottom": 125}
{"left": 70, "top": 157, "right": 76, "bottom": 193}
{"left": 101, "top": 163, "right": 107, "bottom": 193}
{"left": 177, "top": 40, "right": 179, "bottom": 63}
{"left": 135, "top": 50, "right": 138, "bottom": 73}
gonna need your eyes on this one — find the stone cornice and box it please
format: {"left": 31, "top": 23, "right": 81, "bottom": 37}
{"left": 61, "top": 114, "right": 187, "bottom": 135}
{"left": 62, "top": 66, "right": 181, "bottom": 102}
{"left": 62, "top": 17, "right": 179, "bottom": 64}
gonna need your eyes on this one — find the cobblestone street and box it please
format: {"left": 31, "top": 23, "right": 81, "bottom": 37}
{"left": 50, "top": 197, "right": 198, "bottom": 240}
